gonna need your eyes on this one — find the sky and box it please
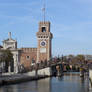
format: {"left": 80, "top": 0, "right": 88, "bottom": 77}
{"left": 0, "top": 0, "right": 92, "bottom": 56}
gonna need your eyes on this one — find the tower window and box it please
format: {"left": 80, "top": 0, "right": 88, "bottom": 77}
{"left": 42, "top": 27, "right": 46, "bottom": 32}
{"left": 26, "top": 56, "right": 30, "bottom": 60}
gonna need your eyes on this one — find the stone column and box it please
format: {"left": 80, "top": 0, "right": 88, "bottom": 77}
{"left": 89, "top": 69, "right": 92, "bottom": 84}
{"left": 8, "top": 64, "right": 11, "bottom": 73}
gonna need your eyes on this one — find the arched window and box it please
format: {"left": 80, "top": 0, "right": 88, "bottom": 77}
{"left": 42, "top": 27, "right": 46, "bottom": 32}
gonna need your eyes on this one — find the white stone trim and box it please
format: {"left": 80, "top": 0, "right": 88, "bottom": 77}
{"left": 48, "top": 38, "right": 50, "bottom": 61}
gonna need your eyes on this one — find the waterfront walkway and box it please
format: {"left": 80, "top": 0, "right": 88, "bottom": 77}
{"left": 0, "top": 73, "right": 48, "bottom": 86}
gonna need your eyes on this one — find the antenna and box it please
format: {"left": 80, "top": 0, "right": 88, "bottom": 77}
{"left": 42, "top": 0, "right": 46, "bottom": 22}
{"left": 8, "top": 32, "right": 11, "bottom": 39}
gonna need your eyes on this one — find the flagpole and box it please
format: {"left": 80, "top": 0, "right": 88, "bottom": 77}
{"left": 42, "top": 0, "right": 46, "bottom": 23}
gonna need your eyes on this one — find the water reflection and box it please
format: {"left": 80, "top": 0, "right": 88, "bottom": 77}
{"left": 0, "top": 78, "right": 51, "bottom": 92}
{"left": 0, "top": 72, "right": 91, "bottom": 92}
{"left": 51, "top": 73, "right": 89, "bottom": 92}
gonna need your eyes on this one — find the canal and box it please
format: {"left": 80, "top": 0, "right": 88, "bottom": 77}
{"left": 0, "top": 72, "right": 92, "bottom": 92}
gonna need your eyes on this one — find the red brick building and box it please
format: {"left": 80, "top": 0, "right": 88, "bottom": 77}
{"left": 20, "top": 21, "right": 53, "bottom": 69}
{"left": 20, "top": 48, "right": 37, "bottom": 68}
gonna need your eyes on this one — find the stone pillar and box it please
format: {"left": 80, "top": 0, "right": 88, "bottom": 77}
{"left": 15, "top": 54, "right": 19, "bottom": 73}
{"left": 13, "top": 54, "right": 19, "bottom": 73}
{"left": 89, "top": 69, "right": 92, "bottom": 84}
{"left": 8, "top": 64, "right": 11, "bottom": 73}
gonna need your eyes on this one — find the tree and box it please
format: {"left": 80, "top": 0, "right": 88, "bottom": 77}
{"left": 68, "top": 55, "right": 74, "bottom": 62}
{"left": 68, "top": 55, "right": 74, "bottom": 59}
{"left": 63, "top": 56, "right": 68, "bottom": 63}
{"left": 0, "top": 49, "right": 13, "bottom": 62}
{"left": 76, "top": 54, "right": 85, "bottom": 62}
{"left": 0, "top": 49, "right": 13, "bottom": 72}
{"left": 75, "top": 54, "right": 85, "bottom": 67}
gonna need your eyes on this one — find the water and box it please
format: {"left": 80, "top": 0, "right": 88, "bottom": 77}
{"left": 0, "top": 72, "right": 92, "bottom": 92}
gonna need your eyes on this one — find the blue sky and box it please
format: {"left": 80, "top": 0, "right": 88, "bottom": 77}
{"left": 0, "top": 0, "right": 92, "bottom": 56}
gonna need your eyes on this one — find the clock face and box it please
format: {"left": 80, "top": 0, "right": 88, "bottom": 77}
{"left": 40, "top": 41, "right": 46, "bottom": 46}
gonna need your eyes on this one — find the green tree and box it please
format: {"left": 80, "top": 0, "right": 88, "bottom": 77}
{"left": 0, "top": 49, "right": 13, "bottom": 72}
{"left": 0, "top": 49, "right": 13, "bottom": 62}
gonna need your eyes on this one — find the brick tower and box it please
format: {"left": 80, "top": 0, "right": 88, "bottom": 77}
{"left": 36, "top": 21, "right": 53, "bottom": 62}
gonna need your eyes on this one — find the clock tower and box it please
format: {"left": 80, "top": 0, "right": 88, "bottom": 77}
{"left": 36, "top": 21, "right": 53, "bottom": 62}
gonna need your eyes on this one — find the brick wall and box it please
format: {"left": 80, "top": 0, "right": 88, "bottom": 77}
{"left": 20, "top": 48, "right": 37, "bottom": 68}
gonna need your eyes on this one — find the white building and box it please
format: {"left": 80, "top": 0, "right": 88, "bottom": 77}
{"left": 2, "top": 32, "right": 21, "bottom": 73}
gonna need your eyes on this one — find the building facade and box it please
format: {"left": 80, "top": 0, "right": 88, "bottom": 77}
{"left": 20, "top": 21, "right": 53, "bottom": 68}
{"left": 36, "top": 21, "right": 53, "bottom": 62}
{"left": 2, "top": 32, "right": 21, "bottom": 73}
{"left": 20, "top": 48, "right": 37, "bottom": 68}
{"left": 0, "top": 21, "right": 53, "bottom": 72}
